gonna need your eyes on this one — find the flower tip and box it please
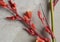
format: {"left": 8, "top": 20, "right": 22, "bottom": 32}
{"left": 6, "top": 16, "right": 16, "bottom": 20}
{"left": 24, "top": 11, "right": 32, "bottom": 19}
{"left": 37, "top": 10, "right": 42, "bottom": 19}
{"left": 36, "top": 37, "right": 45, "bottom": 42}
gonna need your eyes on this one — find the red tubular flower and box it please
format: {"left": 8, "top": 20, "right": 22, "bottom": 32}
{"left": 23, "top": 11, "right": 32, "bottom": 24}
{"left": 23, "top": 15, "right": 30, "bottom": 23}
{"left": 36, "top": 37, "right": 45, "bottom": 42}
{"left": 31, "top": 23, "right": 36, "bottom": 30}
{"left": 0, "top": 0, "right": 7, "bottom": 8}
{"left": 24, "top": 11, "right": 32, "bottom": 19}
{"left": 38, "top": 11, "right": 43, "bottom": 20}
{"left": 38, "top": 10, "right": 46, "bottom": 25}
{"left": 8, "top": 0, "right": 16, "bottom": 10}
{"left": 23, "top": 11, "right": 51, "bottom": 42}
{"left": 38, "top": 10, "right": 55, "bottom": 39}
{"left": 45, "top": 26, "right": 55, "bottom": 39}
{"left": 23, "top": 11, "right": 36, "bottom": 36}
{"left": 36, "top": 37, "right": 50, "bottom": 42}
{"left": 6, "top": 16, "right": 16, "bottom": 20}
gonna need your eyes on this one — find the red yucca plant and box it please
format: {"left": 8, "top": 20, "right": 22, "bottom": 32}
{"left": 0, "top": 0, "right": 59, "bottom": 42}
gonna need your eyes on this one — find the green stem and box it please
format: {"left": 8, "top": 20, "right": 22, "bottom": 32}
{"left": 50, "top": 0, "right": 56, "bottom": 42}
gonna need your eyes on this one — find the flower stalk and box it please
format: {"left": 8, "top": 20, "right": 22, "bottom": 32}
{"left": 50, "top": 0, "right": 56, "bottom": 42}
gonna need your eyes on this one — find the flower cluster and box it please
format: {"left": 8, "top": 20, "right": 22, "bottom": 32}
{"left": 0, "top": 0, "right": 59, "bottom": 42}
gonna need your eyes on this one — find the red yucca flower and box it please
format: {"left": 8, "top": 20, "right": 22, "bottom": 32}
{"left": 36, "top": 36, "right": 50, "bottom": 42}
{"left": 6, "top": 16, "right": 16, "bottom": 20}
{"left": 38, "top": 10, "right": 55, "bottom": 39}
{"left": 24, "top": 11, "right": 32, "bottom": 19}
{"left": 36, "top": 37, "right": 45, "bottom": 42}
{"left": 0, "top": 0, "right": 56, "bottom": 42}
{"left": 23, "top": 11, "right": 50, "bottom": 42}
{"left": 8, "top": 0, "right": 16, "bottom": 10}
{"left": 0, "top": 0, "right": 7, "bottom": 8}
